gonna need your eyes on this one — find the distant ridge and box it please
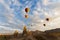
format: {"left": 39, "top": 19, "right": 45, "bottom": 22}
{"left": 45, "top": 28, "right": 60, "bottom": 33}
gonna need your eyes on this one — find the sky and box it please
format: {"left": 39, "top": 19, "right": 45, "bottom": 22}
{"left": 0, "top": 0, "right": 60, "bottom": 34}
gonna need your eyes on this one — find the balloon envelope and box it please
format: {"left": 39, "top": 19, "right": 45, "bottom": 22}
{"left": 43, "top": 24, "right": 46, "bottom": 26}
{"left": 25, "top": 14, "right": 28, "bottom": 18}
{"left": 46, "top": 18, "right": 49, "bottom": 21}
{"left": 25, "top": 8, "right": 30, "bottom": 13}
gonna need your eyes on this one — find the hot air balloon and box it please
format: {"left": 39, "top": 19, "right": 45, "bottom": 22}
{"left": 46, "top": 18, "right": 49, "bottom": 21}
{"left": 25, "top": 14, "right": 28, "bottom": 18}
{"left": 29, "top": 24, "right": 32, "bottom": 26}
{"left": 43, "top": 24, "right": 46, "bottom": 26}
{"left": 25, "top": 8, "right": 30, "bottom": 13}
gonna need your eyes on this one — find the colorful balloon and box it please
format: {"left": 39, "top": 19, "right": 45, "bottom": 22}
{"left": 25, "top": 14, "right": 28, "bottom": 18}
{"left": 25, "top": 8, "right": 30, "bottom": 13}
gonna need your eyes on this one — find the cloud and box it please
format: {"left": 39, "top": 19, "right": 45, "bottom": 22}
{"left": 43, "top": 0, "right": 50, "bottom": 5}
{"left": 27, "top": 1, "right": 46, "bottom": 31}
{"left": 27, "top": 0, "right": 60, "bottom": 31}
{"left": 0, "top": 26, "right": 22, "bottom": 34}
{"left": 0, "top": 0, "right": 25, "bottom": 33}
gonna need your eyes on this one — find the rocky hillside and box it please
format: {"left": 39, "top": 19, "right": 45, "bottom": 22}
{"left": 0, "top": 28, "right": 60, "bottom": 40}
